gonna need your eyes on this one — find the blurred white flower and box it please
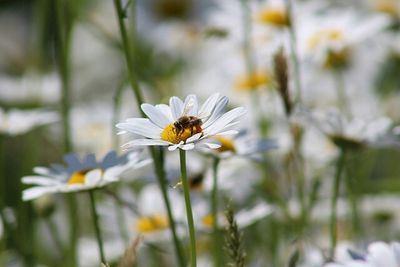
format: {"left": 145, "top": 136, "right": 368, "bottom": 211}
{"left": 22, "top": 151, "right": 150, "bottom": 201}
{"left": 117, "top": 93, "right": 246, "bottom": 151}
{"left": 325, "top": 241, "right": 400, "bottom": 267}
{"left": 298, "top": 10, "right": 390, "bottom": 69}
{"left": 0, "top": 108, "right": 58, "bottom": 136}
{"left": 0, "top": 73, "right": 60, "bottom": 104}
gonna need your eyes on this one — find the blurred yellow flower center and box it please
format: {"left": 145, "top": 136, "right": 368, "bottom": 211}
{"left": 308, "top": 29, "right": 344, "bottom": 50}
{"left": 236, "top": 71, "right": 272, "bottom": 91}
{"left": 202, "top": 214, "right": 215, "bottom": 227}
{"left": 212, "top": 136, "right": 236, "bottom": 153}
{"left": 374, "top": 1, "right": 398, "bottom": 16}
{"left": 257, "top": 7, "right": 289, "bottom": 27}
{"left": 136, "top": 214, "right": 169, "bottom": 233}
{"left": 68, "top": 170, "right": 87, "bottom": 185}
{"left": 161, "top": 122, "right": 202, "bottom": 144}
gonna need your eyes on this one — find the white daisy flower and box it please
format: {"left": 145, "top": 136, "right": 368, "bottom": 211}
{"left": 21, "top": 151, "right": 150, "bottom": 201}
{"left": 325, "top": 241, "right": 400, "bottom": 267}
{"left": 116, "top": 93, "right": 246, "bottom": 151}
{"left": 0, "top": 108, "right": 58, "bottom": 136}
{"left": 304, "top": 108, "right": 392, "bottom": 149}
{"left": 205, "top": 129, "right": 277, "bottom": 159}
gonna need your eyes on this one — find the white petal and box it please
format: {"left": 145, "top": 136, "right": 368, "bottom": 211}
{"left": 215, "top": 130, "right": 239, "bottom": 136}
{"left": 33, "top": 167, "right": 53, "bottom": 176}
{"left": 116, "top": 118, "right": 161, "bottom": 139}
{"left": 183, "top": 95, "right": 198, "bottom": 116}
{"left": 198, "top": 93, "right": 220, "bottom": 117}
{"left": 170, "top": 96, "right": 184, "bottom": 120}
{"left": 186, "top": 132, "right": 203, "bottom": 143}
{"left": 205, "top": 107, "right": 246, "bottom": 136}
{"left": 22, "top": 186, "right": 54, "bottom": 201}
{"left": 122, "top": 139, "right": 170, "bottom": 150}
{"left": 22, "top": 176, "right": 60, "bottom": 186}
{"left": 181, "top": 143, "right": 195, "bottom": 150}
{"left": 141, "top": 103, "right": 170, "bottom": 128}
{"left": 156, "top": 104, "right": 174, "bottom": 122}
{"left": 84, "top": 169, "right": 103, "bottom": 186}
{"left": 202, "top": 96, "right": 229, "bottom": 128}
{"left": 202, "top": 142, "right": 221, "bottom": 149}
{"left": 168, "top": 142, "right": 183, "bottom": 151}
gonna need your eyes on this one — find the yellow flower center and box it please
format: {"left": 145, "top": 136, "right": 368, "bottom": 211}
{"left": 212, "top": 136, "right": 236, "bottom": 153}
{"left": 323, "top": 47, "right": 351, "bottom": 69}
{"left": 67, "top": 170, "right": 88, "bottom": 185}
{"left": 308, "top": 29, "right": 344, "bottom": 50}
{"left": 136, "top": 214, "right": 169, "bottom": 233}
{"left": 160, "top": 121, "right": 202, "bottom": 144}
{"left": 257, "top": 7, "right": 289, "bottom": 27}
{"left": 374, "top": 0, "right": 398, "bottom": 16}
{"left": 236, "top": 71, "right": 272, "bottom": 91}
{"left": 202, "top": 214, "right": 215, "bottom": 227}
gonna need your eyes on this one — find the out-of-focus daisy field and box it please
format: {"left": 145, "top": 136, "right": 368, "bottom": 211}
{"left": 2, "top": 0, "right": 400, "bottom": 266}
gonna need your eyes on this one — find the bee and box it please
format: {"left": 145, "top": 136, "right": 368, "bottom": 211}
{"left": 173, "top": 115, "right": 203, "bottom": 136}
{"left": 173, "top": 95, "right": 209, "bottom": 136}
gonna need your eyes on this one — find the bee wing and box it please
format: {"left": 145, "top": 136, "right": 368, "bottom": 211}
{"left": 182, "top": 96, "right": 196, "bottom": 116}
{"left": 197, "top": 111, "right": 211, "bottom": 121}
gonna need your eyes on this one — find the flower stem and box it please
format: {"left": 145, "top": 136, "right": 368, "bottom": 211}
{"left": 285, "top": 0, "right": 303, "bottom": 104}
{"left": 112, "top": 1, "right": 185, "bottom": 265}
{"left": 55, "top": 0, "right": 78, "bottom": 265}
{"left": 89, "top": 191, "right": 106, "bottom": 264}
{"left": 45, "top": 217, "right": 64, "bottom": 257}
{"left": 211, "top": 157, "right": 222, "bottom": 267}
{"left": 334, "top": 70, "right": 350, "bottom": 118}
{"left": 179, "top": 149, "right": 197, "bottom": 267}
{"left": 329, "top": 148, "right": 346, "bottom": 260}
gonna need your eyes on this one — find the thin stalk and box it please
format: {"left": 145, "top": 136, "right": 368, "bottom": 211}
{"left": 55, "top": 0, "right": 78, "bottom": 265}
{"left": 211, "top": 157, "right": 222, "bottom": 267}
{"left": 89, "top": 191, "right": 106, "bottom": 264}
{"left": 329, "top": 148, "right": 346, "bottom": 260}
{"left": 179, "top": 149, "right": 197, "bottom": 267}
{"left": 112, "top": 1, "right": 185, "bottom": 265}
{"left": 285, "top": 0, "right": 302, "bottom": 103}
{"left": 113, "top": 0, "right": 144, "bottom": 108}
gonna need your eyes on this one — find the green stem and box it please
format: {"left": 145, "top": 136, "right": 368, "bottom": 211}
{"left": 285, "top": 0, "right": 302, "bottom": 103}
{"left": 112, "top": 1, "right": 185, "bottom": 265}
{"left": 89, "top": 191, "right": 106, "bottom": 264}
{"left": 55, "top": 1, "right": 78, "bottom": 265}
{"left": 152, "top": 148, "right": 186, "bottom": 267}
{"left": 211, "top": 157, "right": 222, "bottom": 267}
{"left": 113, "top": 0, "right": 144, "bottom": 109}
{"left": 179, "top": 149, "right": 197, "bottom": 267}
{"left": 329, "top": 148, "right": 346, "bottom": 260}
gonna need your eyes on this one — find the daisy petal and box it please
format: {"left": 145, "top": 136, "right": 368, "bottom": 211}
{"left": 23, "top": 186, "right": 54, "bottom": 201}
{"left": 205, "top": 107, "right": 246, "bottom": 136}
{"left": 202, "top": 96, "right": 229, "bottom": 128}
{"left": 122, "top": 139, "right": 170, "bottom": 150}
{"left": 170, "top": 96, "right": 184, "bottom": 120}
{"left": 22, "top": 176, "right": 60, "bottom": 186}
{"left": 117, "top": 118, "right": 161, "bottom": 139}
{"left": 186, "top": 132, "right": 203, "bottom": 143}
{"left": 198, "top": 93, "right": 220, "bottom": 117}
{"left": 85, "top": 169, "right": 103, "bottom": 186}
{"left": 181, "top": 143, "right": 195, "bottom": 150}
{"left": 141, "top": 103, "right": 170, "bottom": 128}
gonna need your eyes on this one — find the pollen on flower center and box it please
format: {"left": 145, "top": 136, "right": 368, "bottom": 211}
{"left": 136, "top": 214, "right": 169, "bottom": 233}
{"left": 257, "top": 7, "right": 289, "bottom": 27}
{"left": 68, "top": 170, "right": 89, "bottom": 185}
{"left": 212, "top": 136, "right": 236, "bottom": 153}
{"left": 160, "top": 121, "right": 202, "bottom": 144}
{"left": 236, "top": 71, "right": 272, "bottom": 91}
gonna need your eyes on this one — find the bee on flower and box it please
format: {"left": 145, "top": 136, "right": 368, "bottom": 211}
{"left": 116, "top": 93, "right": 246, "bottom": 151}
